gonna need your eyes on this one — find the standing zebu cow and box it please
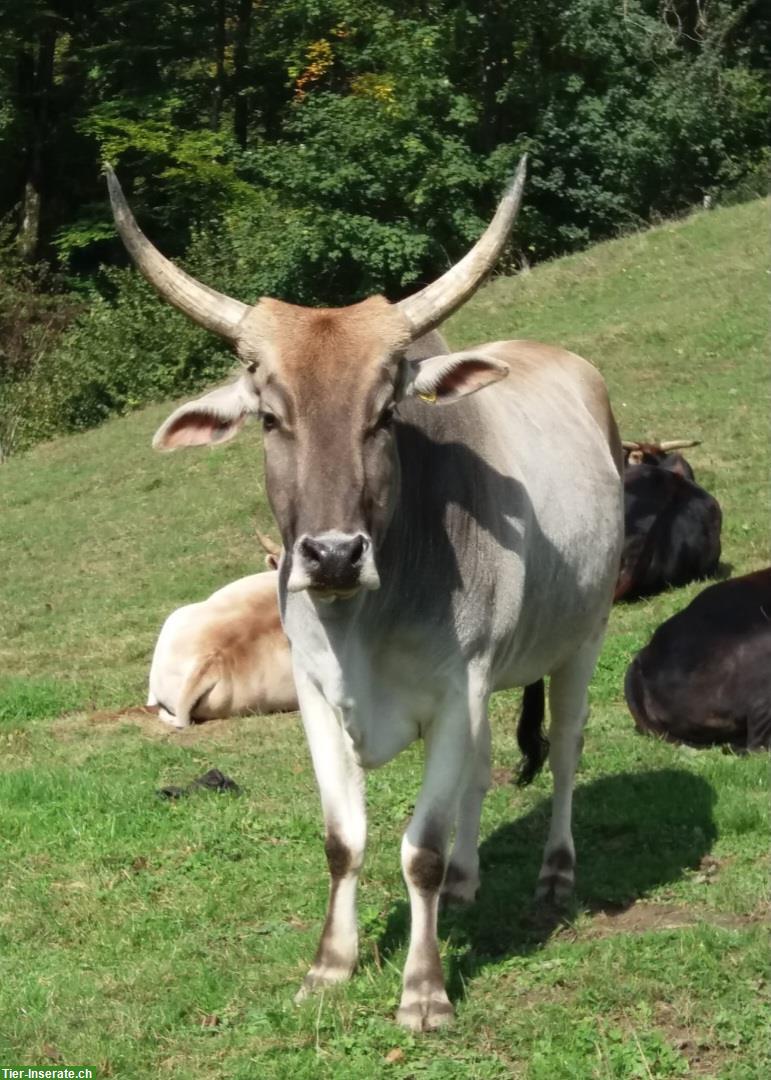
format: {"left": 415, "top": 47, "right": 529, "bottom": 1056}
{"left": 107, "top": 158, "right": 624, "bottom": 1030}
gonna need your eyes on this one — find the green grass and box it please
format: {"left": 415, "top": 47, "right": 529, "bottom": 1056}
{"left": 1, "top": 199, "right": 769, "bottom": 1079}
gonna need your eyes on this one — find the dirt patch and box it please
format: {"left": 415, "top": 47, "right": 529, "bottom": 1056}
{"left": 690, "top": 853, "right": 732, "bottom": 885}
{"left": 491, "top": 766, "right": 514, "bottom": 786}
{"left": 582, "top": 899, "right": 769, "bottom": 938}
{"left": 50, "top": 705, "right": 175, "bottom": 742}
{"left": 650, "top": 1001, "right": 732, "bottom": 1077}
{"left": 52, "top": 705, "right": 298, "bottom": 743}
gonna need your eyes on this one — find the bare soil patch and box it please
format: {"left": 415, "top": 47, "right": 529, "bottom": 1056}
{"left": 651, "top": 1001, "right": 732, "bottom": 1077}
{"left": 52, "top": 705, "right": 299, "bottom": 744}
{"left": 582, "top": 898, "right": 769, "bottom": 938}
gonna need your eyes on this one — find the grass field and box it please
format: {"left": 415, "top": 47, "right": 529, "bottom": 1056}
{"left": 0, "top": 198, "right": 768, "bottom": 1079}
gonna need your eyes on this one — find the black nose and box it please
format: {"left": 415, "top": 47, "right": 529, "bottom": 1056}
{"left": 299, "top": 534, "right": 369, "bottom": 588}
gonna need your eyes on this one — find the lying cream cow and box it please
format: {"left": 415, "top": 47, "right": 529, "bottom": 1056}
{"left": 147, "top": 569, "right": 297, "bottom": 727}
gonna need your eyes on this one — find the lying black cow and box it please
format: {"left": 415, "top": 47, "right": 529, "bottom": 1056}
{"left": 615, "top": 439, "right": 722, "bottom": 601}
{"left": 625, "top": 568, "right": 771, "bottom": 751}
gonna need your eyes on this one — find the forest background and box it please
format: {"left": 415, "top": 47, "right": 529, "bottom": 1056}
{"left": 0, "top": 0, "right": 767, "bottom": 459}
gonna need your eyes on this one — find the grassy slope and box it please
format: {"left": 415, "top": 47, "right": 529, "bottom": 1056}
{"left": 0, "top": 199, "right": 768, "bottom": 1079}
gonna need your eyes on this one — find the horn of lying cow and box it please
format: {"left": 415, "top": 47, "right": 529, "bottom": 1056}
{"left": 397, "top": 155, "right": 528, "bottom": 339}
{"left": 257, "top": 531, "right": 282, "bottom": 558}
{"left": 658, "top": 439, "right": 700, "bottom": 451}
{"left": 621, "top": 441, "right": 641, "bottom": 451}
{"left": 105, "top": 166, "right": 249, "bottom": 343}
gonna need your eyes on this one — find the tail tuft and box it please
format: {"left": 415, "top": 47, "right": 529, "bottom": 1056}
{"left": 516, "top": 679, "right": 548, "bottom": 786}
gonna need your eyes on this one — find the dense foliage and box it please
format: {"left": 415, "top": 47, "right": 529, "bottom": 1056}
{"left": 0, "top": 0, "right": 767, "bottom": 456}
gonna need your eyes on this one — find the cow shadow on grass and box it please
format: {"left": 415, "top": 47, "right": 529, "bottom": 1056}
{"left": 375, "top": 767, "right": 717, "bottom": 1002}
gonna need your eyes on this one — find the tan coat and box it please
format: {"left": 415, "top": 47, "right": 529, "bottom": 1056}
{"left": 147, "top": 571, "right": 297, "bottom": 727}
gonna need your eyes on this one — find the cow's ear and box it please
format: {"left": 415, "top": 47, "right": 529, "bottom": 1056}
{"left": 401, "top": 349, "right": 509, "bottom": 405}
{"left": 153, "top": 377, "right": 259, "bottom": 450}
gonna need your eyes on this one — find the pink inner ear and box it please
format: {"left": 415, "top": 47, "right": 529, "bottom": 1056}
{"left": 436, "top": 360, "right": 502, "bottom": 398}
{"left": 160, "top": 411, "right": 242, "bottom": 449}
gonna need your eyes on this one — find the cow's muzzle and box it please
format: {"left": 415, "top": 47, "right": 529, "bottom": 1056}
{"left": 287, "top": 531, "right": 380, "bottom": 596}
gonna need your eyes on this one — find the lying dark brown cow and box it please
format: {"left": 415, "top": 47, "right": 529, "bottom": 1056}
{"left": 625, "top": 568, "right": 771, "bottom": 751}
{"left": 615, "top": 439, "right": 722, "bottom": 601}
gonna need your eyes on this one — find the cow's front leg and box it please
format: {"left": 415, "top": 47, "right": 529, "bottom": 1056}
{"left": 294, "top": 673, "right": 366, "bottom": 1000}
{"left": 397, "top": 710, "right": 471, "bottom": 1031}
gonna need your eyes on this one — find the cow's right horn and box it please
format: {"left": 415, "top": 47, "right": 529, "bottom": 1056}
{"left": 397, "top": 155, "right": 527, "bottom": 339}
{"left": 105, "top": 167, "right": 249, "bottom": 343}
{"left": 257, "top": 531, "right": 282, "bottom": 558}
{"left": 659, "top": 440, "right": 700, "bottom": 451}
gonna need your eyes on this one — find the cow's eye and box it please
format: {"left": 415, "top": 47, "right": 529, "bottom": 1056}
{"left": 261, "top": 412, "right": 279, "bottom": 433}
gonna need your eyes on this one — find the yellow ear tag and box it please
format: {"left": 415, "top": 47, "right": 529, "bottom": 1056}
{"left": 418, "top": 390, "right": 437, "bottom": 404}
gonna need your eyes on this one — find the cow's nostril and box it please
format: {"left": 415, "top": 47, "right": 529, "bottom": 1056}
{"left": 348, "top": 534, "right": 367, "bottom": 564}
{"left": 300, "top": 537, "right": 326, "bottom": 566}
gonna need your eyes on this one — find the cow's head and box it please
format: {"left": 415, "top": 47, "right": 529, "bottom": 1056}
{"left": 107, "top": 160, "right": 526, "bottom": 599}
{"left": 622, "top": 440, "right": 699, "bottom": 481}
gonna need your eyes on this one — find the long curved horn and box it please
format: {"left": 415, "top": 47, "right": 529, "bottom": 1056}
{"left": 397, "top": 155, "right": 527, "bottom": 339}
{"left": 622, "top": 440, "right": 641, "bottom": 451}
{"left": 256, "top": 531, "right": 282, "bottom": 558}
{"left": 105, "top": 167, "right": 249, "bottom": 343}
{"left": 659, "top": 439, "right": 700, "bottom": 451}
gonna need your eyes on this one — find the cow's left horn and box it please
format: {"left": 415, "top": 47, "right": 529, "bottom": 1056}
{"left": 105, "top": 167, "right": 249, "bottom": 343}
{"left": 397, "top": 155, "right": 527, "bottom": 339}
{"left": 659, "top": 439, "right": 700, "bottom": 451}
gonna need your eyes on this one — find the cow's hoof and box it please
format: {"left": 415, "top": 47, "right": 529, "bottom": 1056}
{"left": 534, "top": 873, "right": 574, "bottom": 907}
{"left": 158, "top": 709, "right": 190, "bottom": 730}
{"left": 294, "top": 962, "right": 355, "bottom": 1002}
{"left": 396, "top": 994, "right": 454, "bottom": 1032}
{"left": 535, "top": 845, "right": 575, "bottom": 907}
{"left": 440, "top": 863, "right": 478, "bottom": 907}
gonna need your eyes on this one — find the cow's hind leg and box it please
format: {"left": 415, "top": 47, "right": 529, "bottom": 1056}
{"left": 294, "top": 673, "right": 366, "bottom": 999}
{"left": 442, "top": 699, "right": 491, "bottom": 905}
{"left": 537, "top": 632, "right": 605, "bottom": 905}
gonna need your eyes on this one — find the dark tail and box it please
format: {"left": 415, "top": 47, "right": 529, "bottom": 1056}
{"left": 516, "top": 679, "right": 548, "bottom": 786}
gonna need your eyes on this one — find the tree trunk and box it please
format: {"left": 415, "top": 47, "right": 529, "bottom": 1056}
{"left": 18, "top": 182, "right": 42, "bottom": 262}
{"left": 211, "top": 0, "right": 226, "bottom": 131}
{"left": 16, "top": 29, "right": 56, "bottom": 262}
{"left": 233, "top": 0, "right": 253, "bottom": 148}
